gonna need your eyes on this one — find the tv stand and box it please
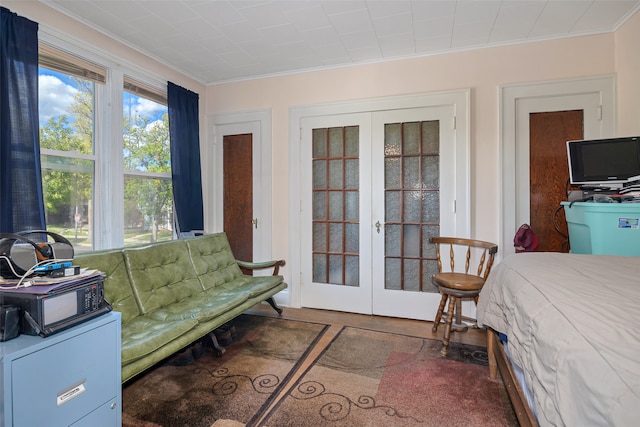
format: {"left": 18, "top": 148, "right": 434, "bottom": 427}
{"left": 579, "top": 186, "right": 615, "bottom": 192}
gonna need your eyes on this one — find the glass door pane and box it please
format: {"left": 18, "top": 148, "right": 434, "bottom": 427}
{"left": 372, "top": 105, "right": 460, "bottom": 320}
{"left": 384, "top": 121, "right": 440, "bottom": 293}
{"left": 300, "top": 112, "right": 372, "bottom": 315}
{"left": 312, "top": 126, "right": 359, "bottom": 287}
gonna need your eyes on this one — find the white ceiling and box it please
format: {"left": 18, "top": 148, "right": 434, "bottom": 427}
{"left": 42, "top": 0, "right": 640, "bottom": 85}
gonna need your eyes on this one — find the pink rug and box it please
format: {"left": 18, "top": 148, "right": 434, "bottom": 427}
{"left": 260, "top": 326, "right": 517, "bottom": 426}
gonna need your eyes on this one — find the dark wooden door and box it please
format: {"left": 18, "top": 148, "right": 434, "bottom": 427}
{"left": 529, "top": 111, "right": 583, "bottom": 252}
{"left": 223, "top": 134, "right": 253, "bottom": 270}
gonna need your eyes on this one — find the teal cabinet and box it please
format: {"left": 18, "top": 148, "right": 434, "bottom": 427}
{"left": 0, "top": 312, "right": 121, "bottom": 426}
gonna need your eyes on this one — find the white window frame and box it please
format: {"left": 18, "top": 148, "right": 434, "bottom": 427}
{"left": 122, "top": 78, "right": 172, "bottom": 243}
{"left": 39, "top": 28, "right": 169, "bottom": 250}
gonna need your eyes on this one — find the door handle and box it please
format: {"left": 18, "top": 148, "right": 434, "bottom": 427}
{"left": 375, "top": 221, "right": 381, "bottom": 233}
{"left": 252, "top": 218, "right": 258, "bottom": 229}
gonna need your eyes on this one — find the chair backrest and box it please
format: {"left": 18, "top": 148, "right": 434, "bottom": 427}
{"left": 430, "top": 237, "right": 498, "bottom": 279}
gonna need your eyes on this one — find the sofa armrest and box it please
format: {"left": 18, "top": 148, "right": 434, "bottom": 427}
{"left": 236, "top": 259, "right": 286, "bottom": 275}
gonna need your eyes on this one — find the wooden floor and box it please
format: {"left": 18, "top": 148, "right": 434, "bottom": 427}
{"left": 244, "top": 303, "right": 489, "bottom": 425}
{"left": 245, "top": 302, "right": 487, "bottom": 347}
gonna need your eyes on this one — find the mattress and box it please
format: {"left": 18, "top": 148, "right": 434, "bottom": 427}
{"left": 477, "top": 252, "right": 640, "bottom": 427}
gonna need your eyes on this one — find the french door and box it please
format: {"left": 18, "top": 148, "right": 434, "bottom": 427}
{"left": 371, "top": 107, "right": 457, "bottom": 320}
{"left": 300, "top": 113, "right": 373, "bottom": 314}
{"left": 299, "top": 105, "right": 462, "bottom": 320}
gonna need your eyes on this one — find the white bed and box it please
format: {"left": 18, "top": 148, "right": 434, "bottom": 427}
{"left": 477, "top": 252, "right": 640, "bottom": 427}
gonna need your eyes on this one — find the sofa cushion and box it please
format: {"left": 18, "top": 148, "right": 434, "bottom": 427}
{"left": 74, "top": 249, "right": 141, "bottom": 323}
{"left": 124, "top": 240, "right": 204, "bottom": 314}
{"left": 121, "top": 316, "right": 198, "bottom": 364}
{"left": 217, "top": 275, "right": 284, "bottom": 298}
{"left": 186, "top": 233, "right": 244, "bottom": 290}
{"left": 147, "top": 291, "right": 248, "bottom": 322}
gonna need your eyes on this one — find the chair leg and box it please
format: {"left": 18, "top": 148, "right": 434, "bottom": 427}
{"left": 265, "top": 297, "right": 283, "bottom": 315}
{"left": 206, "top": 332, "right": 226, "bottom": 357}
{"left": 432, "top": 293, "right": 448, "bottom": 332}
{"left": 441, "top": 296, "right": 456, "bottom": 357}
{"left": 451, "top": 298, "right": 469, "bottom": 332}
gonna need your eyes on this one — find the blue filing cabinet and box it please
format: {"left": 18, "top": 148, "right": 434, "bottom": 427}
{"left": 0, "top": 311, "right": 121, "bottom": 426}
{"left": 562, "top": 201, "right": 640, "bottom": 256}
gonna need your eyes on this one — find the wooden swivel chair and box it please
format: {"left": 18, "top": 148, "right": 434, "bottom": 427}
{"left": 430, "top": 237, "right": 498, "bottom": 357}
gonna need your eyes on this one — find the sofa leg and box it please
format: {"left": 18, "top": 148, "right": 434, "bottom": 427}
{"left": 206, "top": 332, "right": 226, "bottom": 357}
{"left": 266, "top": 297, "right": 283, "bottom": 315}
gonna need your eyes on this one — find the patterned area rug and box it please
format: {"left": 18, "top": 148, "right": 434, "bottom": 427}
{"left": 260, "top": 326, "right": 517, "bottom": 426}
{"left": 122, "top": 315, "right": 328, "bottom": 427}
{"left": 122, "top": 317, "right": 517, "bottom": 427}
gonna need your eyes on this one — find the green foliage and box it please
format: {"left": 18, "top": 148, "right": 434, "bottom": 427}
{"left": 40, "top": 114, "right": 92, "bottom": 215}
{"left": 123, "top": 112, "right": 173, "bottom": 240}
{"left": 123, "top": 112, "right": 171, "bottom": 172}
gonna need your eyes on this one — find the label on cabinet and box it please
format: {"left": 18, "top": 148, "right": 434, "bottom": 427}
{"left": 57, "top": 379, "right": 87, "bottom": 406}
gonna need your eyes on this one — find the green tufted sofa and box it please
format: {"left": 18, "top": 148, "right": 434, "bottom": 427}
{"left": 74, "top": 232, "right": 286, "bottom": 383}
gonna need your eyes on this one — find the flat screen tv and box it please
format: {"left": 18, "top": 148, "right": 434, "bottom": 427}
{"left": 567, "top": 136, "right": 640, "bottom": 187}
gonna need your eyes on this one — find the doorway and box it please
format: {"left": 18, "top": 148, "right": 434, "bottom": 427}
{"left": 209, "top": 109, "right": 274, "bottom": 280}
{"left": 223, "top": 133, "right": 253, "bottom": 269}
{"left": 529, "top": 110, "right": 583, "bottom": 252}
{"left": 500, "top": 76, "right": 616, "bottom": 257}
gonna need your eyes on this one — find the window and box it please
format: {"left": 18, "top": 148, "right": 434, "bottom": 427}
{"left": 123, "top": 78, "right": 172, "bottom": 246}
{"left": 38, "top": 42, "right": 173, "bottom": 251}
{"left": 38, "top": 44, "right": 104, "bottom": 253}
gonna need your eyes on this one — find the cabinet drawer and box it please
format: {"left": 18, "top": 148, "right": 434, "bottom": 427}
{"left": 11, "top": 319, "right": 119, "bottom": 427}
{"left": 71, "top": 399, "right": 119, "bottom": 427}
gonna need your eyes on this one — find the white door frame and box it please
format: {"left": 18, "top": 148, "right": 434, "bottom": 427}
{"left": 500, "top": 76, "right": 616, "bottom": 258}
{"left": 207, "top": 109, "right": 276, "bottom": 287}
{"left": 289, "top": 90, "right": 470, "bottom": 311}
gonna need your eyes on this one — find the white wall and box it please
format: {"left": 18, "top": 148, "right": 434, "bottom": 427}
{"left": 205, "top": 30, "right": 628, "bottom": 262}
{"left": 616, "top": 10, "right": 640, "bottom": 137}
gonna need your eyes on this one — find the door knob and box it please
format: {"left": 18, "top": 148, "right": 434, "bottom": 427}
{"left": 375, "top": 221, "right": 381, "bottom": 233}
{"left": 252, "top": 218, "right": 258, "bottom": 229}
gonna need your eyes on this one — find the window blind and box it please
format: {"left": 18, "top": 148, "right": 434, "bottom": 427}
{"left": 124, "top": 77, "right": 167, "bottom": 105}
{"left": 39, "top": 43, "right": 106, "bottom": 83}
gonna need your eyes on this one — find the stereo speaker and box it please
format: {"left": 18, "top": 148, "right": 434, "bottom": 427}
{"left": 0, "top": 305, "right": 20, "bottom": 341}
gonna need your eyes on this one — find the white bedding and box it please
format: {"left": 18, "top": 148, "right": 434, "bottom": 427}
{"left": 477, "top": 252, "right": 640, "bottom": 427}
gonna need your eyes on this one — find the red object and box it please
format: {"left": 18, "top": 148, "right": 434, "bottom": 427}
{"left": 514, "top": 224, "right": 539, "bottom": 253}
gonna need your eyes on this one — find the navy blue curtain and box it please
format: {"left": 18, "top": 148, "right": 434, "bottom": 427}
{"left": 0, "top": 7, "right": 45, "bottom": 233}
{"left": 167, "top": 81, "right": 204, "bottom": 234}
